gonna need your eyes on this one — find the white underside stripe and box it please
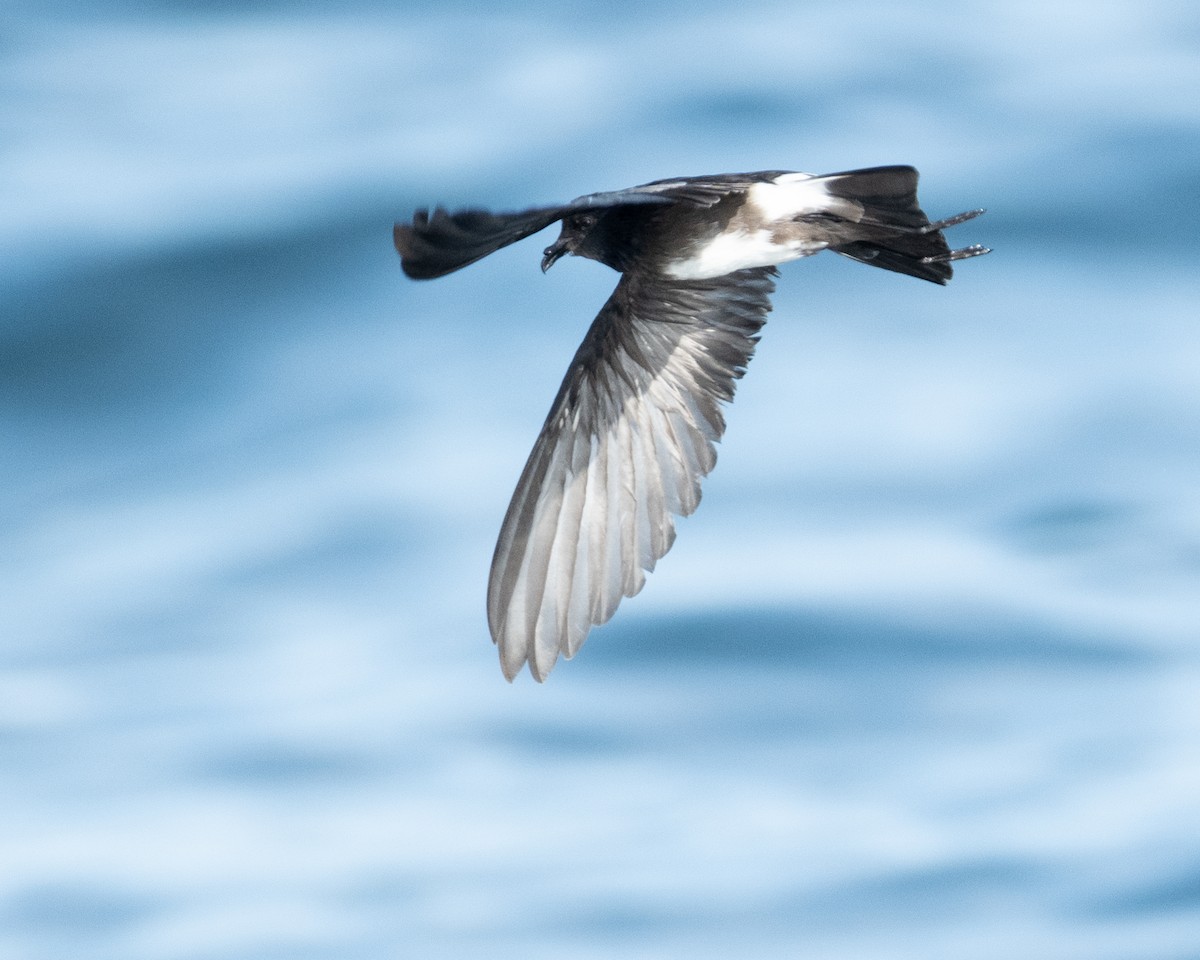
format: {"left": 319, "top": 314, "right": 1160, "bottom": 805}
{"left": 662, "top": 229, "right": 823, "bottom": 280}
{"left": 662, "top": 171, "right": 865, "bottom": 280}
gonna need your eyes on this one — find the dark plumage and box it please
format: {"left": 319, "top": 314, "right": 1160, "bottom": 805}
{"left": 394, "top": 165, "right": 989, "bottom": 681}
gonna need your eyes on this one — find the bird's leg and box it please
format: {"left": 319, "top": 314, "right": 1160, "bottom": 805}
{"left": 916, "top": 208, "right": 987, "bottom": 234}
{"left": 911, "top": 208, "right": 990, "bottom": 264}
{"left": 921, "top": 243, "right": 992, "bottom": 264}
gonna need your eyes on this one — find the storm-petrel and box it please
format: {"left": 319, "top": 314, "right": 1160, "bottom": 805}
{"left": 394, "top": 165, "right": 989, "bottom": 681}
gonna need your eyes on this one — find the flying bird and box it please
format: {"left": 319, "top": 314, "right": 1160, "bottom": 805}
{"left": 394, "top": 165, "right": 989, "bottom": 681}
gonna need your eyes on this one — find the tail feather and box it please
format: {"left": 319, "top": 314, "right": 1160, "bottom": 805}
{"left": 822, "top": 165, "right": 928, "bottom": 230}
{"left": 835, "top": 240, "right": 946, "bottom": 283}
{"left": 818, "top": 166, "right": 990, "bottom": 284}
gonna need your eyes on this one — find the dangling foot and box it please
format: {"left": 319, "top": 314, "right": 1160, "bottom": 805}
{"left": 921, "top": 243, "right": 991, "bottom": 265}
{"left": 917, "top": 208, "right": 987, "bottom": 234}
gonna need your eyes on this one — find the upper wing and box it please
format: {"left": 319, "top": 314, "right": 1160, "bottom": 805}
{"left": 394, "top": 205, "right": 569, "bottom": 280}
{"left": 578, "top": 170, "right": 793, "bottom": 207}
{"left": 394, "top": 193, "right": 675, "bottom": 280}
{"left": 487, "top": 267, "right": 777, "bottom": 681}
{"left": 393, "top": 175, "right": 797, "bottom": 279}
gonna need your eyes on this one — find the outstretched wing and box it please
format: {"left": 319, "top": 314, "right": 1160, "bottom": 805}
{"left": 583, "top": 170, "right": 792, "bottom": 207}
{"left": 394, "top": 206, "right": 568, "bottom": 280}
{"left": 394, "top": 193, "right": 675, "bottom": 280}
{"left": 488, "top": 268, "right": 777, "bottom": 681}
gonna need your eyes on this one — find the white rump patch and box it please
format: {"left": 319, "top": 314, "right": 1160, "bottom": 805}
{"left": 662, "top": 171, "right": 864, "bottom": 280}
{"left": 747, "top": 172, "right": 863, "bottom": 223}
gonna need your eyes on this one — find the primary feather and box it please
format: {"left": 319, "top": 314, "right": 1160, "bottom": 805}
{"left": 486, "top": 269, "right": 775, "bottom": 681}
{"left": 394, "top": 165, "right": 989, "bottom": 680}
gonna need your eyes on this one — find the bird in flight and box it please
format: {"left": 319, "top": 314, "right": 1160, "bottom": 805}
{"left": 394, "top": 165, "right": 989, "bottom": 681}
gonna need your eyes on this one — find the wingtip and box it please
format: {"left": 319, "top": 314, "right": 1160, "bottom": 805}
{"left": 496, "top": 630, "right": 547, "bottom": 683}
{"left": 498, "top": 649, "right": 521, "bottom": 683}
{"left": 497, "top": 654, "right": 549, "bottom": 684}
{"left": 393, "top": 222, "right": 426, "bottom": 278}
{"left": 528, "top": 643, "right": 557, "bottom": 683}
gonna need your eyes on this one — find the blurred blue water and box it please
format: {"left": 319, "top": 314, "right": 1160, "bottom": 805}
{"left": 3, "top": 3, "right": 1200, "bottom": 959}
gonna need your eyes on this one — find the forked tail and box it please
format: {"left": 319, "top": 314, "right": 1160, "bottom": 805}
{"left": 819, "top": 166, "right": 990, "bottom": 284}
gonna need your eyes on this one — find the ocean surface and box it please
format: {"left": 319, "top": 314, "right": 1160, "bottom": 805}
{"left": 3, "top": 2, "right": 1199, "bottom": 958}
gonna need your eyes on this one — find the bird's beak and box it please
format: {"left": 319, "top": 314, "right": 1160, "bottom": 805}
{"left": 541, "top": 240, "right": 568, "bottom": 272}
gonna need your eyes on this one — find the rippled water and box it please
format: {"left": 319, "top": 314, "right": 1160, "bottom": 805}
{"left": 3, "top": 3, "right": 1200, "bottom": 958}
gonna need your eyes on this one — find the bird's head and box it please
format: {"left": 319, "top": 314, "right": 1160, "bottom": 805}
{"left": 541, "top": 210, "right": 603, "bottom": 272}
